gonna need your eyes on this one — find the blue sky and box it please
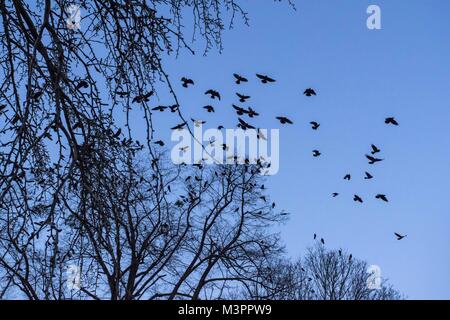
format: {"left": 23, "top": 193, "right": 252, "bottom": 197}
{"left": 143, "top": 0, "right": 450, "bottom": 299}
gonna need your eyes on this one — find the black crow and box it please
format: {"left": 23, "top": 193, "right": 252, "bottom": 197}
{"left": 304, "top": 88, "right": 316, "bottom": 96}
{"left": 256, "top": 74, "right": 276, "bottom": 84}
{"left": 203, "top": 105, "right": 215, "bottom": 113}
{"left": 236, "top": 93, "right": 250, "bottom": 102}
{"left": 310, "top": 121, "right": 320, "bottom": 130}
{"left": 181, "top": 77, "right": 194, "bottom": 88}
{"left": 364, "top": 172, "right": 373, "bottom": 180}
{"left": 385, "top": 117, "right": 399, "bottom": 126}
{"left": 375, "top": 194, "right": 389, "bottom": 202}
{"left": 371, "top": 144, "right": 381, "bottom": 154}
{"left": 276, "top": 116, "right": 293, "bottom": 125}
{"left": 233, "top": 73, "right": 248, "bottom": 84}
{"left": 394, "top": 233, "right": 407, "bottom": 240}
{"left": 366, "top": 154, "right": 384, "bottom": 164}
{"left": 205, "top": 89, "right": 221, "bottom": 100}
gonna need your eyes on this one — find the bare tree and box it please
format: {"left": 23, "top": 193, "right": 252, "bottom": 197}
{"left": 248, "top": 244, "right": 402, "bottom": 300}
{"left": 0, "top": 0, "right": 293, "bottom": 300}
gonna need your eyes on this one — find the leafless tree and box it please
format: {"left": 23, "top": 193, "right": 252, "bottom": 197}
{"left": 247, "top": 244, "right": 402, "bottom": 300}
{"left": 0, "top": 0, "right": 293, "bottom": 299}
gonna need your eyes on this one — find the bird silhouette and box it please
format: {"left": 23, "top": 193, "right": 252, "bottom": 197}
{"left": 353, "top": 195, "right": 363, "bottom": 203}
{"left": 349, "top": 254, "right": 353, "bottom": 261}
{"left": 310, "top": 121, "right": 320, "bottom": 130}
{"left": 217, "top": 125, "right": 224, "bottom": 130}
{"left": 236, "top": 93, "right": 250, "bottom": 103}
{"left": 385, "top": 117, "right": 399, "bottom": 126}
{"left": 76, "top": 80, "right": 89, "bottom": 90}
{"left": 151, "top": 105, "right": 167, "bottom": 112}
{"left": 169, "top": 104, "right": 179, "bottom": 113}
{"left": 132, "top": 91, "right": 153, "bottom": 103}
{"left": 364, "top": 172, "right": 373, "bottom": 180}
{"left": 344, "top": 174, "right": 351, "bottom": 181}
{"left": 332, "top": 192, "right": 339, "bottom": 197}
{"left": 394, "top": 233, "right": 407, "bottom": 240}
{"left": 371, "top": 144, "right": 381, "bottom": 154}
{"left": 179, "top": 146, "right": 189, "bottom": 153}
{"left": 247, "top": 107, "right": 259, "bottom": 118}
{"left": 233, "top": 74, "right": 248, "bottom": 84}
{"left": 116, "top": 91, "right": 130, "bottom": 98}
{"left": 171, "top": 122, "right": 187, "bottom": 131}
{"left": 256, "top": 74, "right": 276, "bottom": 84}
{"left": 366, "top": 154, "right": 384, "bottom": 164}
{"left": 191, "top": 119, "right": 206, "bottom": 127}
{"left": 233, "top": 104, "right": 248, "bottom": 116}
{"left": 203, "top": 105, "right": 215, "bottom": 113}
{"left": 321, "top": 238, "right": 325, "bottom": 245}
{"left": 238, "top": 118, "right": 255, "bottom": 130}
{"left": 304, "top": 88, "right": 316, "bottom": 97}
{"left": 154, "top": 140, "right": 165, "bottom": 146}
{"left": 257, "top": 129, "right": 267, "bottom": 141}
{"left": 312, "top": 150, "right": 321, "bottom": 157}
{"left": 205, "top": 89, "right": 221, "bottom": 100}
{"left": 181, "top": 77, "right": 194, "bottom": 88}
{"left": 314, "top": 233, "right": 317, "bottom": 240}
{"left": 375, "top": 194, "right": 389, "bottom": 202}
{"left": 276, "top": 116, "right": 293, "bottom": 125}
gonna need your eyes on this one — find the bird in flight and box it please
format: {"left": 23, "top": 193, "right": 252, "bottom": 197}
{"left": 304, "top": 88, "right": 316, "bottom": 97}
{"left": 344, "top": 174, "right": 351, "bottom": 181}
{"left": 394, "top": 233, "right": 407, "bottom": 240}
{"left": 181, "top": 77, "right": 194, "bottom": 88}
{"left": 256, "top": 74, "right": 276, "bottom": 84}
{"left": 310, "top": 121, "right": 320, "bottom": 130}
{"left": 364, "top": 172, "right": 373, "bottom": 180}
{"left": 233, "top": 104, "right": 248, "bottom": 116}
{"left": 366, "top": 154, "right": 384, "bottom": 164}
{"left": 257, "top": 129, "right": 267, "bottom": 141}
{"left": 171, "top": 122, "right": 187, "bottom": 131}
{"left": 247, "top": 107, "right": 259, "bottom": 118}
{"left": 233, "top": 74, "right": 248, "bottom": 84}
{"left": 371, "top": 144, "right": 381, "bottom": 154}
{"left": 169, "top": 104, "right": 179, "bottom": 113}
{"left": 238, "top": 118, "right": 255, "bottom": 130}
{"left": 276, "top": 116, "right": 293, "bottom": 125}
{"left": 385, "top": 117, "right": 399, "bottom": 126}
{"left": 203, "top": 105, "right": 215, "bottom": 113}
{"left": 353, "top": 195, "right": 363, "bottom": 203}
{"left": 116, "top": 91, "right": 130, "bottom": 98}
{"left": 154, "top": 140, "right": 165, "bottom": 146}
{"left": 132, "top": 91, "right": 153, "bottom": 103}
{"left": 151, "top": 105, "right": 167, "bottom": 112}
{"left": 191, "top": 119, "right": 206, "bottom": 127}
{"left": 236, "top": 93, "right": 250, "bottom": 103}
{"left": 205, "top": 89, "right": 221, "bottom": 100}
{"left": 375, "top": 194, "right": 389, "bottom": 202}
{"left": 179, "top": 146, "right": 189, "bottom": 153}
{"left": 332, "top": 192, "right": 339, "bottom": 197}
{"left": 312, "top": 150, "right": 321, "bottom": 157}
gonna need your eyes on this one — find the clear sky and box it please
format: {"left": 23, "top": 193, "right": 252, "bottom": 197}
{"left": 141, "top": 0, "right": 450, "bottom": 299}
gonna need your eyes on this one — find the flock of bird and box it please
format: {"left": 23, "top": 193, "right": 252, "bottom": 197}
{"left": 137, "top": 72, "right": 407, "bottom": 242}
